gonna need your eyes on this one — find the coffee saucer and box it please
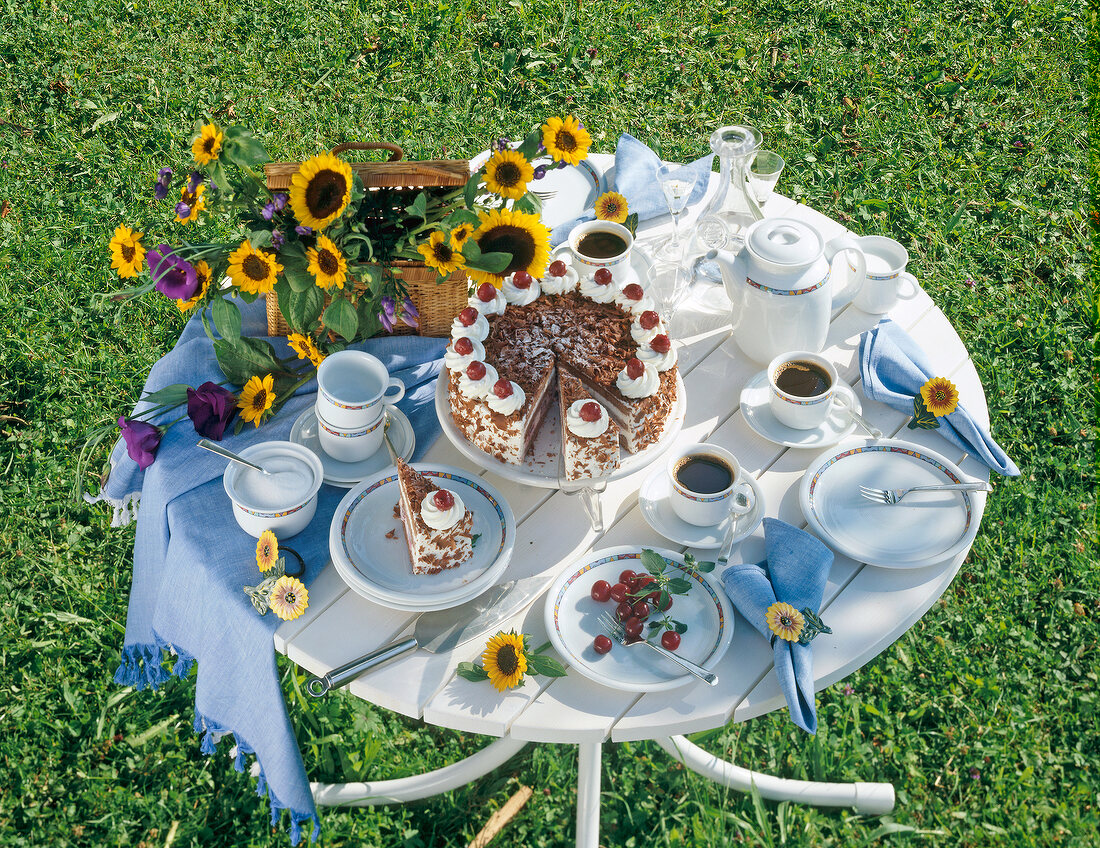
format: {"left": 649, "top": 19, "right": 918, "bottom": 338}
{"left": 638, "top": 465, "right": 765, "bottom": 549}
{"left": 740, "top": 370, "right": 861, "bottom": 449}
{"left": 290, "top": 406, "right": 414, "bottom": 488}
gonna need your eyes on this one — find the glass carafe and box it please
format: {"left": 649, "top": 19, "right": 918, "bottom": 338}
{"left": 696, "top": 125, "right": 763, "bottom": 250}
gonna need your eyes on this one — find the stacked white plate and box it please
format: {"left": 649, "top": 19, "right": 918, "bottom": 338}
{"left": 329, "top": 463, "right": 516, "bottom": 611}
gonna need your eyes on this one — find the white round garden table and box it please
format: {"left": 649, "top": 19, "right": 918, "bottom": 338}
{"left": 274, "top": 155, "right": 992, "bottom": 845}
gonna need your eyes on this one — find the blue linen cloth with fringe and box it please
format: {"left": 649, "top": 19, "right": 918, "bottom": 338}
{"left": 720, "top": 518, "right": 833, "bottom": 734}
{"left": 549, "top": 133, "right": 714, "bottom": 246}
{"left": 94, "top": 298, "right": 447, "bottom": 843}
{"left": 859, "top": 319, "right": 1019, "bottom": 476}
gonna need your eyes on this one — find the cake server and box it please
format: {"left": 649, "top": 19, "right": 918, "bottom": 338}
{"left": 306, "top": 572, "right": 553, "bottom": 696}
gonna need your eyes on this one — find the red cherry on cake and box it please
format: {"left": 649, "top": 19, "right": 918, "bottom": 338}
{"left": 651, "top": 334, "right": 671, "bottom": 354}
{"left": 549, "top": 259, "right": 568, "bottom": 277}
{"left": 453, "top": 336, "right": 474, "bottom": 356}
{"left": 458, "top": 306, "right": 479, "bottom": 326}
{"left": 492, "top": 378, "right": 514, "bottom": 399}
{"left": 639, "top": 310, "right": 660, "bottom": 330}
{"left": 593, "top": 268, "right": 613, "bottom": 285}
{"left": 512, "top": 270, "right": 534, "bottom": 289}
{"left": 579, "top": 401, "right": 602, "bottom": 422}
{"left": 476, "top": 282, "right": 498, "bottom": 302}
{"left": 626, "top": 357, "right": 645, "bottom": 380}
{"left": 432, "top": 489, "right": 455, "bottom": 510}
{"left": 466, "top": 361, "right": 487, "bottom": 381}
{"left": 623, "top": 283, "right": 644, "bottom": 301}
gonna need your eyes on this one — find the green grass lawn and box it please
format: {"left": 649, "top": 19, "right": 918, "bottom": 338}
{"left": 1, "top": 0, "right": 1095, "bottom": 845}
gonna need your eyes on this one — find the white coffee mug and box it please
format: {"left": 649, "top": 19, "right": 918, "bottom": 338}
{"left": 767, "top": 351, "right": 843, "bottom": 430}
{"left": 850, "top": 236, "right": 918, "bottom": 315}
{"left": 568, "top": 220, "right": 634, "bottom": 281}
{"left": 667, "top": 442, "right": 755, "bottom": 527}
{"left": 315, "top": 409, "right": 386, "bottom": 463}
{"left": 315, "top": 350, "right": 404, "bottom": 430}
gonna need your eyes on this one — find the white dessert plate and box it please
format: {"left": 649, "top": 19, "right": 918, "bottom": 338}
{"left": 290, "top": 406, "right": 414, "bottom": 487}
{"left": 329, "top": 463, "right": 516, "bottom": 611}
{"left": 469, "top": 149, "right": 604, "bottom": 231}
{"left": 740, "top": 371, "right": 861, "bottom": 449}
{"left": 436, "top": 372, "right": 686, "bottom": 489}
{"left": 799, "top": 438, "right": 984, "bottom": 568}
{"left": 638, "top": 465, "right": 765, "bottom": 549}
{"left": 544, "top": 545, "right": 735, "bottom": 692}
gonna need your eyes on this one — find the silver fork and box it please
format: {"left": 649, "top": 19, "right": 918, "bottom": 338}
{"left": 858, "top": 481, "right": 992, "bottom": 505}
{"left": 598, "top": 611, "right": 718, "bottom": 686}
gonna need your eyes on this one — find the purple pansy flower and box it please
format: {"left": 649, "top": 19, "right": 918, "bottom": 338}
{"left": 261, "top": 202, "right": 276, "bottom": 221}
{"left": 271, "top": 229, "right": 285, "bottom": 250}
{"left": 175, "top": 201, "right": 191, "bottom": 219}
{"left": 154, "top": 166, "right": 172, "bottom": 199}
{"left": 533, "top": 164, "right": 548, "bottom": 180}
{"left": 147, "top": 244, "right": 200, "bottom": 300}
{"left": 295, "top": 225, "right": 313, "bottom": 237}
{"left": 495, "top": 137, "right": 511, "bottom": 151}
{"left": 154, "top": 182, "right": 169, "bottom": 200}
{"left": 186, "top": 382, "right": 238, "bottom": 440}
{"left": 118, "top": 417, "right": 161, "bottom": 470}
{"left": 273, "top": 192, "right": 288, "bottom": 211}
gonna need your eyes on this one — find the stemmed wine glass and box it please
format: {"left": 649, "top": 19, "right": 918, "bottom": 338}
{"left": 653, "top": 163, "right": 700, "bottom": 261}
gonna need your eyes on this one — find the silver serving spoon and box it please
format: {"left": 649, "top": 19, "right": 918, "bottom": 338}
{"left": 197, "top": 439, "right": 271, "bottom": 476}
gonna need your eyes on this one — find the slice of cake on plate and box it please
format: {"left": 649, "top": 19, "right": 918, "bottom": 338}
{"left": 395, "top": 459, "right": 474, "bottom": 574}
{"left": 559, "top": 371, "right": 620, "bottom": 480}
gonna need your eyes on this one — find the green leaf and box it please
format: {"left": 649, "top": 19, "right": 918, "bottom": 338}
{"left": 666, "top": 578, "right": 693, "bottom": 595}
{"left": 249, "top": 229, "right": 273, "bottom": 249}
{"left": 464, "top": 170, "right": 483, "bottom": 209}
{"left": 283, "top": 286, "right": 325, "bottom": 335}
{"left": 323, "top": 297, "right": 358, "bottom": 342}
{"left": 213, "top": 336, "right": 283, "bottom": 385}
{"left": 209, "top": 160, "right": 230, "bottom": 193}
{"left": 464, "top": 250, "right": 511, "bottom": 274}
{"left": 516, "top": 128, "right": 543, "bottom": 160}
{"left": 693, "top": 560, "right": 715, "bottom": 573}
{"left": 404, "top": 191, "right": 429, "bottom": 222}
{"left": 909, "top": 395, "right": 941, "bottom": 429}
{"left": 139, "top": 384, "right": 192, "bottom": 407}
{"left": 355, "top": 295, "right": 382, "bottom": 338}
{"left": 222, "top": 126, "right": 270, "bottom": 168}
{"left": 513, "top": 193, "right": 540, "bottom": 216}
{"left": 455, "top": 662, "right": 489, "bottom": 682}
{"left": 673, "top": 620, "right": 688, "bottom": 635}
{"left": 525, "top": 653, "right": 567, "bottom": 678}
{"left": 212, "top": 296, "right": 242, "bottom": 344}
{"left": 281, "top": 254, "right": 315, "bottom": 293}
{"left": 639, "top": 549, "right": 668, "bottom": 576}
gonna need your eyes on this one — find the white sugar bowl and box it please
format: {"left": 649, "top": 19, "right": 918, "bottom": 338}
{"left": 223, "top": 441, "right": 324, "bottom": 539}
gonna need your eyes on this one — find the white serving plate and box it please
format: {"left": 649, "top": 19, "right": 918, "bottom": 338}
{"left": 799, "top": 438, "right": 983, "bottom": 568}
{"left": 740, "top": 370, "right": 861, "bottom": 449}
{"left": 329, "top": 464, "right": 516, "bottom": 611}
{"left": 290, "top": 406, "right": 414, "bottom": 488}
{"left": 544, "top": 546, "right": 735, "bottom": 693}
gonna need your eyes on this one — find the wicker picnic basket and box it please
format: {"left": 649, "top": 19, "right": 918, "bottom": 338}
{"left": 263, "top": 142, "right": 469, "bottom": 338}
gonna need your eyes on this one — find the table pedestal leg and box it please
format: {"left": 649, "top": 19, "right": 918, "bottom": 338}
{"left": 575, "top": 741, "right": 602, "bottom": 848}
{"left": 310, "top": 736, "right": 529, "bottom": 807}
{"left": 655, "top": 736, "right": 895, "bottom": 815}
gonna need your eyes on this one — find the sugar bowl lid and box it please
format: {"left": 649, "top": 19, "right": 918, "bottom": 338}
{"left": 745, "top": 218, "right": 824, "bottom": 267}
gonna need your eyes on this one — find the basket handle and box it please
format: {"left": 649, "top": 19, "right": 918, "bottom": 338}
{"left": 330, "top": 142, "right": 404, "bottom": 162}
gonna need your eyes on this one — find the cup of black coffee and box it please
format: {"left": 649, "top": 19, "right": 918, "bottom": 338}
{"left": 569, "top": 220, "right": 633, "bottom": 281}
{"left": 766, "top": 351, "right": 839, "bottom": 430}
{"left": 667, "top": 442, "right": 755, "bottom": 526}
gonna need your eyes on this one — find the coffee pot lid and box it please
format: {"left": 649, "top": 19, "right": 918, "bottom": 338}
{"left": 746, "top": 218, "right": 823, "bottom": 267}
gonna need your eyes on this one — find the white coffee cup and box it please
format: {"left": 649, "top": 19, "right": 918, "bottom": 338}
{"left": 568, "top": 220, "right": 634, "bottom": 281}
{"left": 315, "top": 350, "right": 404, "bottom": 430}
{"left": 850, "top": 236, "right": 918, "bottom": 315}
{"left": 767, "top": 351, "right": 850, "bottom": 431}
{"left": 315, "top": 409, "right": 386, "bottom": 463}
{"left": 667, "top": 442, "right": 755, "bottom": 527}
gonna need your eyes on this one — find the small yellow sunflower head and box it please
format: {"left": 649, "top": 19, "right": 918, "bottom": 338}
{"left": 483, "top": 149, "right": 534, "bottom": 200}
{"left": 256, "top": 530, "right": 279, "bottom": 573}
{"left": 306, "top": 234, "right": 349, "bottom": 291}
{"left": 766, "top": 602, "right": 805, "bottom": 642}
{"left": 109, "top": 224, "right": 145, "bottom": 279}
{"left": 238, "top": 373, "right": 275, "bottom": 427}
{"left": 449, "top": 222, "right": 474, "bottom": 251}
{"left": 227, "top": 240, "right": 282, "bottom": 295}
{"left": 417, "top": 230, "right": 466, "bottom": 276}
{"left": 289, "top": 153, "right": 353, "bottom": 230}
{"left": 192, "top": 124, "right": 224, "bottom": 165}
{"left": 594, "top": 191, "right": 629, "bottom": 224}
{"left": 176, "top": 260, "right": 212, "bottom": 312}
{"left": 287, "top": 333, "right": 326, "bottom": 367}
{"left": 481, "top": 631, "right": 528, "bottom": 692}
{"left": 269, "top": 575, "right": 309, "bottom": 621}
{"left": 174, "top": 183, "right": 206, "bottom": 225}
{"left": 541, "top": 115, "right": 592, "bottom": 167}
{"left": 920, "top": 377, "right": 959, "bottom": 417}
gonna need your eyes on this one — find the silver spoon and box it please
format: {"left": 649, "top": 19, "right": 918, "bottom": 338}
{"left": 716, "top": 492, "right": 752, "bottom": 569}
{"left": 197, "top": 439, "right": 271, "bottom": 476}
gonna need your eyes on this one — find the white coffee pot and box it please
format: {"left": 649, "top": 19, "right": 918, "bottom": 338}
{"left": 712, "top": 217, "right": 866, "bottom": 363}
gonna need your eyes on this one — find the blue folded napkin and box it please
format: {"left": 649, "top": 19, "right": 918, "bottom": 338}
{"left": 859, "top": 319, "right": 1019, "bottom": 476}
{"left": 91, "top": 298, "right": 447, "bottom": 843}
{"left": 721, "top": 519, "right": 833, "bottom": 734}
{"left": 550, "top": 133, "right": 714, "bottom": 245}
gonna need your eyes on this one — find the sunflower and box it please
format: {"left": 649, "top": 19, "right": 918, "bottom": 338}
{"left": 238, "top": 373, "right": 275, "bottom": 426}
{"left": 417, "top": 230, "right": 466, "bottom": 276}
{"left": 287, "top": 333, "right": 326, "bottom": 367}
{"left": 174, "top": 183, "right": 207, "bottom": 225}
{"left": 176, "top": 260, "right": 212, "bottom": 312}
{"left": 920, "top": 377, "right": 959, "bottom": 417}
{"left": 541, "top": 115, "right": 592, "bottom": 166}
{"left": 765, "top": 602, "right": 805, "bottom": 643}
{"left": 306, "top": 234, "right": 348, "bottom": 290}
{"left": 449, "top": 222, "right": 474, "bottom": 251}
{"left": 269, "top": 575, "right": 309, "bottom": 621}
{"left": 483, "top": 149, "right": 534, "bottom": 200}
{"left": 227, "top": 240, "right": 282, "bottom": 295}
{"left": 466, "top": 207, "right": 551, "bottom": 288}
{"left": 192, "top": 123, "right": 223, "bottom": 165}
{"left": 289, "top": 153, "right": 353, "bottom": 230}
{"left": 256, "top": 530, "right": 279, "bottom": 573}
{"left": 481, "top": 631, "right": 528, "bottom": 692}
{"left": 594, "top": 191, "right": 629, "bottom": 224}
{"left": 109, "top": 224, "right": 145, "bottom": 278}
